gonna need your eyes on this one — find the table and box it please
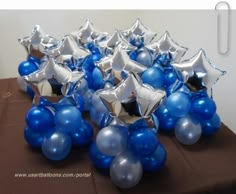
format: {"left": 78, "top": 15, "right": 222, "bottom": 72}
{"left": 0, "top": 78, "right": 236, "bottom": 194}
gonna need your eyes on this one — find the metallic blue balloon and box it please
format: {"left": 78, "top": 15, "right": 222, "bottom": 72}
{"left": 201, "top": 113, "right": 221, "bottom": 136}
{"left": 92, "top": 67, "right": 104, "bottom": 90}
{"left": 164, "top": 69, "right": 177, "bottom": 87}
{"left": 141, "top": 67, "right": 164, "bottom": 89}
{"left": 191, "top": 97, "right": 216, "bottom": 120}
{"left": 74, "top": 78, "right": 88, "bottom": 96}
{"left": 128, "top": 128, "right": 159, "bottom": 156}
{"left": 27, "top": 55, "right": 41, "bottom": 65}
{"left": 24, "top": 126, "right": 51, "bottom": 148}
{"left": 25, "top": 106, "right": 54, "bottom": 132}
{"left": 89, "top": 142, "right": 113, "bottom": 170}
{"left": 155, "top": 53, "right": 172, "bottom": 66}
{"left": 82, "top": 89, "right": 94, "bottom": 111}
{"left": 154, "top": 104, "right": 177, "bottom": 132}
{"left": 141, "top": 143, "right": 167, "bottom": 172}
{"left": 42, "top": 131, "right": 72, "bottom": 161}
{"left": 18, "top": 60, "right": 39, "bottom": 76}
{"left": 136, "top": 49, "right": 153, "bottom": 67}
{"left": 54, "top": 106, "right": 82, "bottom": 132}
{"left": 70, "top": 120, "right": 93, "bottom": 146}
{"left": 166, "top": 92, "right": 191, "bottom": 118}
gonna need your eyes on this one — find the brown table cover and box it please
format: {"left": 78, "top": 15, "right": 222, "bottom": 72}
{"left": 0, "top": 78, "right": 236, "bottom": 194}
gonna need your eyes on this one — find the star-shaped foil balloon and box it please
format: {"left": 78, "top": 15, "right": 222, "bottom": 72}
{"left": 99, "top": 73, "right": 166, "bottom": 126}
{"left": 96, "top": 45, "right": 147, "bottom": 83}
{"left": 23, "top": 58, "right": 84, "bottom": 98}
{"left": 18, "top": 25, "right": 59, "bottom": 58}
{"left": 121, "top": 19, "right": 157, "bottom": 45}
{"left": 146, "top": 31, "right": 187, "bottom": 63}
{"left": 98, "top": 30, "right": 136, "bottom": 55}
{"left": 172, "top": 49, "right": 226, "bottom": 92}
{"left": 70, "top": 19, "right": 108, "bottom": 46}
{"left": 47, "top": 35, "right": 90, "bottom": 67}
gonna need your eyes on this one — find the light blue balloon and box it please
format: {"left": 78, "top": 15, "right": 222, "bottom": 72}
{"left": 110, "top": 150, "right": 143, "bottom": 189}
{"left": 41, "top": 131, "right": 72, "bottom": 161}
{"left": 82, "top": 89, "right": 94, "bottom": 111}
{"left": 96, "top": 125, "right": 128, "bottom": 156}
{"left": 75, "top": 78, "right": 88, "bottom": 96}
{"left": 175, "top": 116, "right": 202, "bottom": 145}
{"left": 136, "top": 49, "right": 153, "bottom": 67}
{"left": 166, "top": 92, "right": 191, "bottom": 117}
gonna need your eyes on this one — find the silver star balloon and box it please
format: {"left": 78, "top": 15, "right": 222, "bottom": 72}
{"left": 18, "top": 25, "right": 59, "bottom": 57}
{"left": 47, "top": 35, "right": 90, "bottom": 66}
{"left": 146, "top": 31, "right": 187, "bottom": 63}
{"left": 70, "top": 19, "right": 108, "bottom": 46}
{"left": 96, "top": 45, "right": 147, "bottom": 83}
{"left": 121, "top": 19, "right": 157, "bottom": 44}
{"left": 172, "top": 49, "right": 226, "bottom": 92}
{"left": 99, "top": 73, "right": 166, "bottom": 126}
{"left": 98, "top": 30, "right": 136, "bottom": 55}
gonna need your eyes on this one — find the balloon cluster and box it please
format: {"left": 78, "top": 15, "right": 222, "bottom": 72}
{"left": 17, "top": 19, "right": 225, "bottom": 188}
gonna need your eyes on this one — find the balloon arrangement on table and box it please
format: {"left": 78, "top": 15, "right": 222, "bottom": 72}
{"left": 17, "top": 19, "right": 226, "bottom": 188}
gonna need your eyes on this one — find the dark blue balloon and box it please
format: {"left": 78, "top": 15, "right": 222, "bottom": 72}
{"left": 128, "top": 128, "right": 159, "bottom": 156}
{"left": 155, "top": 53, "right": 172, "bottom": 66}
{"left": 129, "top": 115, "right": 159, "bottom": 132}
{"left": 166, "top": 92, "right": 191, "bottom": 118}
{"left": 191, "top": 97, "right": 216, "bottom": 120}
{"left": 18, "top": 60, "right": 39, "bottom": 76}
{"left": 201, "top": 113, "right": 221, "bottom": 136}
{"left": 141, "top": 143, "right": 167, "bottom": 172}
{"left": 89, "top": 142, "right": 113, "bottom": 170}
{"left": 141, "top": 67, "right": 164, "bottom": 89}
{"left": 25, "top": 106, "right": 54, "bottom": 132}
{"left": 54, "top": 106, "right": 82, "bottom": 132}
{"left": 70, "top": 120, "right": 94, "bottom": 146}
{"left": 92, "top": 67, "right": 104, "bottom": 90}
{"left": 154, "top": 104, "right": 177, "bottom": 133}
{"left": 164, "top": 69, "right": 177, "bottom": 87}
{"left": 24, "top": 126, "right": 50, "bottom": 148}
{"left": 27, "top": 55, "right": 41, "bottom": 65}
{"left": 41, "top": 131, "right": 72, "bottom": 161}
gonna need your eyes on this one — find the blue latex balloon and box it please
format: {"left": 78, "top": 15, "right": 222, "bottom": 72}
{"left": 141, "top": 143, "right": 167, "bottom": 172}
{"left": 74, "top": 78, "right": 88, "bottom": 96}
{"left": 24, "top": 126, "right": 52, "bottom": 148}
{"left": 27, "top": 55, "right": 41, "bottom": 65}
{"left": 89, "top": 142, "right": 114, "bottom": 170}
{"left": 90, "top": 107, "right": 106, "bottom": 127}
{"left": 70, "top": 120, "right": 94, "bottom": 146}
{"left": 54, "top": 106, "right": 82, "bottom": 132}
{"left": 82, "top": 89, "right": 94, "bottom": 111}
{"left": 155, "top": 53, "right": 172, "bottom": 66}
{"left": 191, "top": 97, "right": 216, "bottom": 120}
{"left": 82, "top": 55, "right": 96, "bottom": 72}
{"left": 166, "top": 92, "right": 191, "bottom": 118}
{"left": 92, "top": 67, "right": 104, "bottom": 90}
{"left": 164, "top": 69, "right": 177, "bottom": 87}
{"left": 128, "top": 128, "right": 159, "bottom": 156}
{"left": 72, "top": 94, "right": 85, "bottom": 112}
{"left": 154, "top": 104, "right": 177, "bottom": 133}
{"left": 201, "top": 113, "right": 221, "bottom": 136}
{"left": 18, "top": 60, "right": 39, "bottom": 76}
{"left": 141, "top": 67, "right": 164, "bottom": 89}
{"left": 41, "top": 131, "right": 72, "bottom": 161}
{"left": 136, "top": 49, "right": 153, "bottom": 67}
{"left": 25, "top": 106, "right": 54, "bottom": 132}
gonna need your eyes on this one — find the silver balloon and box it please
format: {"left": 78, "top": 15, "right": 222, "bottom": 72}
{"left": 172, "top": 49, "right": 226, "bottom": 92}
{"left": 121, "top": 19, "right": 157, "bottom": 44}
{"left": 98, "top": 30, "right": 136, "bottom": 55}
{"left": 99, "top": 73, "right": 166, "bottom": 127}
{"left": 110, "top": 150, "right": 143, "bottom": 189}
{"left": 96, "top": 125, "right": 128, "bottom": 156}
{"left": 47, "top": 35, "right": 90, "bottom": 66}
{"left": 18, "top": 25, "right": 59, "bottom": 55}
{"left": 175, "top": 115, "right": 202, "bottom": 145}
{"left": 70, "top": 19, "right": 108, "bottom": 45}
{"left": 96, "top": 45, "right": 147, "bottom": 83}
{"left": 146, "top": 31, "right": 187, "bottom": 63}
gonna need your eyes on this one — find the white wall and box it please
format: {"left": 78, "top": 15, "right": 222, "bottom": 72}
{"left": 0, "top": 10, "right": 235, "bottom": 133}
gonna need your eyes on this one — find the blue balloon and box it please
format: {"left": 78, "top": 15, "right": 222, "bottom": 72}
{"left": 90, "top": 107, "right": 106, "bottom": 126}
{"left": 128, "top": 128, "right": 159, "bottom": 156}
{"left": 42, "top": 131, "right": 72, "bottom": 161}
{"left": 72, "top": 94, "right": 85, "bottom": 112}
{"left": 155, "top": 53, "right": 172, "bottom": 66}
{"left": 136, "top": 49, "right": 153, "bottom": 67}
{"left": 18, "top": 60, "right": 39, "bottom": 76}
{"left": 70, "top": 120, "right": 94, "bottom": 146}
{"left": 130, "top": 36, "right": 144, "bottom": 48}
{"left": 82, "top": 55, "right": 96, "bottom": 72}
{"left": 166, "top": 92, "right": 191, "bottom": 117}
{"left": 163, "top": 69, "right": 177, "bottom": 87}
{"left": 74, "top": 78, "right": 88, "bottom": 96}
{"left": 201, "top": 113, "right": 221, "bottom": 136}
{"left": 89, "top": 142, "right": 113, "bottom": 170}
{"left": 27, "top": 55, "right": 41, "bottom": 65}
{"left": 154, "top": 104, "right": 177, "bottom": 132}
{"left": 24, "top": 126, "right": 52, "bottom": 148}
{"left": 25, "top": 106, "right": 54, "bottom": 132}
{"left": 92, "top": 67, "right": 104, "bottom": 90}
{"left": 26, "top": 85, "right": 35, "bottom": 99}
{"left": 191, "top": 97, "right": 216, "bottom": 120}
{"left": 54, "top": 106, "right": 82, "bottom": 132}
{"left": 141, "top": 67, "right": 164, "bottom": 89}
{"left": 82, "top": 89, "right": 94, "bottom": 111}
{"left": 141, "top": 143, "right": 167, "bottom": 172}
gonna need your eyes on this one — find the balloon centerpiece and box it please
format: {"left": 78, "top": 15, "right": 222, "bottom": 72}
{"left": 17, "top": 19, "right": 226, "bottom": 188}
